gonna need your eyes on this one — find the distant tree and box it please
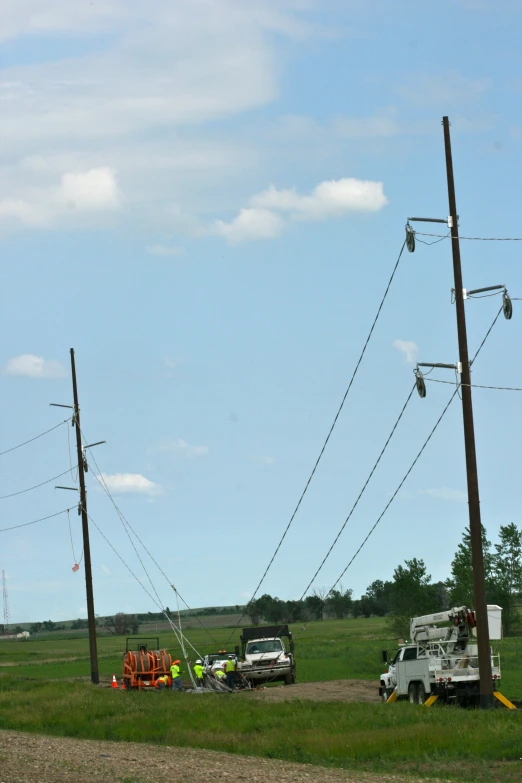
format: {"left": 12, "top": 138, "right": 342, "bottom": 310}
{"left": 446, "top": 525, "right": 493, "bottom": 607}
{"left": 388, "top": 558, "right": 440, "bottom": 637}
{"left": 363, "top": 579, "right": 393, "bottom": 617}
{"left": 491, "top": 523, "right": 522, "bottom": 636}
{"left": 71, "top": 618, "right": 89, "bottom": 630}
{"left": 103, "top": 613, "right": 140, "bottom": 636}
{"left": 42, "top": 620, "right": 56, "bottom": 632}
{"left": 284, "top": 600, "right": 304, "bottom": 623}
{"left": 247, "top": 599, "right": 262, "bottom": 625}
{"left": 30, "top": 622, "right": 43, "bottom": 633}
{"left": 13, "top": 626, "right": 23, "bottom": 634}
{"left": 302, "top": 595, "right": 320, "bottom": 620}
{"left": 326, "top": 588, "right": 353, "bottom": 620}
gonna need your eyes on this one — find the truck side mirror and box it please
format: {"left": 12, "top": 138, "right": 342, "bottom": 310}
{"left": 290, "top": 641, "right": 295, "bottom": 654}
{"left": 234, "top": 645, "right": 240, "bottom": 658}
{"left": 381, "top": 649, "right": 388, "bottom": 664}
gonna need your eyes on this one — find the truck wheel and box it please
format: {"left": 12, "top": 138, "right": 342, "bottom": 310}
{"left": 284, "top": 672, "right": 295, "bottom": 685}
{"left": 408, "top": 682, "right": 418, "bottom": 704}
{"left": 417, "top": 683, "right": 426, "bottom": 705}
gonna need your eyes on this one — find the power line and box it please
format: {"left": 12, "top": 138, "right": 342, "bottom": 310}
{"left": 87, "top": 511, "right": 203, "bottom": 662}
{"left": 83, "top": 440, "right": 218, "bottom": 647}
{"left": 0, "top": 466, "right": 78, "bottom": 500}
{"left": 426, "top": 378, "right": 522, "bottom": 392}
{"left": 414, "top": 231, "right": 522, "bottom": 241}
{"left": 225, "top": 238, "right": 408, "bottom": 641}
{"left": 296, "top": 305, "right": 504, "bottom": 629}
{"left": 0, "top": 419, "right": 71, "bottom": 457}
{"left": 0, "top": 507, "right": 76, "bottom": 533}
{"left": 282, "top": 383, "right": 416, "bottom": 612}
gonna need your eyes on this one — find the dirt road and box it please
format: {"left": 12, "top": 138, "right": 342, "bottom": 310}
{"left": 250, "top": 679, "right": 379, "bottom": 703}
{"left": 0, "top": 730, "right": 446, "bottom": 783}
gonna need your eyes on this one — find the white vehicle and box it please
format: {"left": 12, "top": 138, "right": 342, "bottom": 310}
{"left": 238, "top": 625, "right": 296, "bottom": 686}
{"left": 202, "top": 651, "right": 238, "bottom": 674}
{"left": 379, "top": 605, "right": 502, "bottom": 706}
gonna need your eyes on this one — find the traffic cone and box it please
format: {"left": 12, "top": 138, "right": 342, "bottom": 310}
{"left": 111, "top": 675, "right": 119, "bottom": 689}
{"left": 121, "top": 680, "right": 127, "bottom": 690}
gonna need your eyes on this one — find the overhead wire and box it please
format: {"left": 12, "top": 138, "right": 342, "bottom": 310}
{"left": 86, "top": 509, "right": 203, "bottom": 675}
{"left": 225, "top": 237, "right": 408, "bottom": 643}
{"left": 425, "top": 379, "right": 522, "bottom": 392}
{"left": 0, "top": 419, "right": 71, "bottom": 457}
{"left": 255, "top": 304, "right": 506, "bottom": 676}
{"left": 0, "top": 466, "right": 78, "bottom": 500}
{"left": 294, "top": 303, "right": 505, "bottom": 633}
{"left": 0, "top": 507, "right": 76, "bottom": 533}
{"left": 413, "top": 232, "right": 522, "bottom": 241}
{"left": 82, "top": 438, "right": 219, "bottom": 648}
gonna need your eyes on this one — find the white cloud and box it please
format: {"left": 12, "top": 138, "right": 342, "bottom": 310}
{"left": 146, "top": 244, "right": 182, "bottom": 257}
{"left": 2, "top": 354, "right": 67, "bottom": 378}
{"left": 153, "top": 438, "right": 209, "bottom": 459}
{"left": 0, "top": 167, "right": 121, "bottom": 228}
{"left": 393, "top": 339, "right": 419, "bottom": 364}
{"left": 251, "top": 178, "right": 388, "bottom": 218}
{"left": 212, "top": 208, "right": 285, "bottom": 244}
{"left": 211, "top": 177, "right": 388, "bottom": 243}
{"left": 98, "top": 473, "right": 159, "bottom": 495}
{"left": 59, "top": 167, "right": 120, "bottom": 211}
{"left": 0, "top": 198, "right": 47, "bottom": 225}
{"left": 419, "top": 487, "right": 467, "bottom": 502}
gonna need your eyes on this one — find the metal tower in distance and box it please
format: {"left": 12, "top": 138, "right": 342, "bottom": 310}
{"left": 2, "top": 570, "right": 9, "bottom": 636}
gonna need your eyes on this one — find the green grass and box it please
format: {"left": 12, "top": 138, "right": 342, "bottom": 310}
{"left": 0, "top": 677, "right": 520, "bottom": 781}
{"left": 1, "top": 617, "right": 521, "bottom": 782}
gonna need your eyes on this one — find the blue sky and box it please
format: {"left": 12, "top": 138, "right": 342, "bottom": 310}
{"left": 1, "top": 0, "right": 521, "bottom": 625}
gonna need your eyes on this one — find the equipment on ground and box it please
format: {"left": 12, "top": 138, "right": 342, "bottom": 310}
{"left": 379, "top": 605, "right": 510, "bottom": 707}
{"left": 122, "top": 637, "right": 174, "bottom": 690}
{"left": 236, "top": 625, "right": 296, "bottom": 686}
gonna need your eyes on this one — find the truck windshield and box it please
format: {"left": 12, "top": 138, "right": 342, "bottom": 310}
{"left": 246, "top": 640, "right": 283, "bottom": 654}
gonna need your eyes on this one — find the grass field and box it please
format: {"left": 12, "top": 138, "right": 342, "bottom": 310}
{"left": 0, "top": 617, "right": 521, "bottom": 781}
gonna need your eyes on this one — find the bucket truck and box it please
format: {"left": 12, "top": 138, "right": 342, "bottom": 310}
{"left": 379, "top": 605, "right": 503, "bottom": 706}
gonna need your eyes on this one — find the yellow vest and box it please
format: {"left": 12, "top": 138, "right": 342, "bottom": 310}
{"left": 157, "top": 676, "right": 167, "bottom": 685}
{"left": 194, "top": 664, "right": 204, "bottom": 679}
{"left": 225, "top": 659, "right": 236, "bottom": 672}
{"left": 170, "top": 664, "right": 180, "bottom": 677}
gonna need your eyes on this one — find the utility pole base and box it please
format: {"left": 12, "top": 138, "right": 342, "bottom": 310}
{"left": 480, "top": 693, "right": 494, "bottom": 710}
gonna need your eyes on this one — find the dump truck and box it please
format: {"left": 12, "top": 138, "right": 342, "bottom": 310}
{"left": 236, "top": 624, "right": 295, "bottom": 686}
{"left": 379, "top": 605, "right": 503, "bottom": 706}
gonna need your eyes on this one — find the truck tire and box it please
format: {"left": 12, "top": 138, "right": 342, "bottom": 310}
{"left": 417, "top": 682, "right": 426, "bottom": 705}
{"left": 408, "top": 682, "right": 418, "bottom": 704}
{"left": 284, "top": 671, "right": 295, "bottom": 685}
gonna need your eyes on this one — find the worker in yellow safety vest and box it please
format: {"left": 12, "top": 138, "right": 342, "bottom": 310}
{"left": 193, "top": 659, "right": 205, "bottom": 688}
{"left": 225, "top": 655, "right": 236, "bottom": 690}
{"left": 215, "top": 668, "right": 226, "bottom": 681}
{"left": 156, "top": 675, "right": 169, "bottom": 690}
{"left": 170, "top": 659, "right": 182, "bottom": 692}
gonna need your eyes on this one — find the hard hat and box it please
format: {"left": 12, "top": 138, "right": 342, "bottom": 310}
{"left": 173, "top": 659, "right": 180, "bottom": 664}
{"left": 196, "top": 659, "right": 202, "bottom": 664}
{"left": 228, "top": 654, "right": 233, "bottom": 658}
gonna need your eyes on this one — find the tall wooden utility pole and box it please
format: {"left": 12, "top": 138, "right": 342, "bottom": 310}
{"left": 442, "top": 116, "right": 493, "bottom": 708}
{"left": 70, "top": 348, "right": 99, "bottom": 685}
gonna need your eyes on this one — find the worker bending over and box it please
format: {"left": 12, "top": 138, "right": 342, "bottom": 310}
{"left": 170, "top": 659, "right": 183, "bottom": 692}
{"left": 193, "top": 659, "right": 205, "bottom": 688}
{"left": 225, "top": 655, "right": 236, "bottom": 691}
{"left": 156, "top": 674, "right": 169, "bottom": 690}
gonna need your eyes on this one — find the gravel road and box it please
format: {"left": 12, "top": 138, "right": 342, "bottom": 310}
{"left": 0, "top": 730, "right": 447, "bottom": 783}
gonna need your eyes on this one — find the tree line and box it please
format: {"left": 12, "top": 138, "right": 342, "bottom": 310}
{"left": 247, "top": 523, "right": 522, "bottom": 637}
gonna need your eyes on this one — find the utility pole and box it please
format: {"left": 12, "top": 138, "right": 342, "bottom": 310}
{"left": 70, "top": 348, "right": 99, "bottom": 685}
{"left": 442, "top": 116, "right": 493, "bottom": 708}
